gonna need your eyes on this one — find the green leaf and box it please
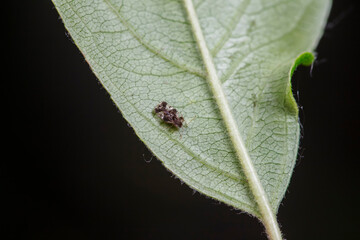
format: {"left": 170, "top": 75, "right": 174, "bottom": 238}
{"left": 52, "top": 0, "right": 331, "bottom": 219}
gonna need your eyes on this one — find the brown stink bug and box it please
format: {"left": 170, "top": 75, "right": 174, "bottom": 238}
{"left": 154, "top": 101, "right": 184, "bottom": 128}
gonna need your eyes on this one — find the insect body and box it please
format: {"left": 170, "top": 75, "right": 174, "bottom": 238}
{"left": 154, "top": 101, "right": 184, "bottom": 128}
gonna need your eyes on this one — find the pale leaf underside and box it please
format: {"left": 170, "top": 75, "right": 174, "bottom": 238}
{"left": 52, "top": 0, "right": 331, "bottom": 217}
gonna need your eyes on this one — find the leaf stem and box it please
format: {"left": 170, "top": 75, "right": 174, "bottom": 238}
{"left": 182, "top": 0, "right": 283, "bottom": 239}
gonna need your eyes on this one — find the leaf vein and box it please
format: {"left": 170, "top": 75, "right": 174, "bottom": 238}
{"left": 102, "top": 0, "right": 206, "bottom": 78}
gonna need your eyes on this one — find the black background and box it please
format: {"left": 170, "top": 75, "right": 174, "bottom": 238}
{"left": 4, "top": 1, "right": 360, "bottom": 239}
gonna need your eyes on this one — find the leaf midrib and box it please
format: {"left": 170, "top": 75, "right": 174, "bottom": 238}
{"left": 182, "top": 1, "right": 284, "bottom": 238}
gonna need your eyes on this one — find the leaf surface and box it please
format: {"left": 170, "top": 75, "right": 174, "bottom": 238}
{"left": 52, "top": 0, "right": 331, "bottom": 217}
